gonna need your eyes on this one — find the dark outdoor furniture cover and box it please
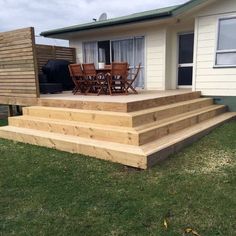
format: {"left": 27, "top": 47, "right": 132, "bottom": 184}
{"left": 42, "top": 59, "right": 74, "bottom": 91}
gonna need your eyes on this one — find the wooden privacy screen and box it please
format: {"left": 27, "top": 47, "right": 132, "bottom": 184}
{"left": 0, "top": 27, "right": 39, "bottom": 98}
{"left": 36, "top": 45, "right": 76, "bottom": 73}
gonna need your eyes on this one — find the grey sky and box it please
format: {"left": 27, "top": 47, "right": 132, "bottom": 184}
{"left": 0, "top": 0, "right": 188, "bottom": 45}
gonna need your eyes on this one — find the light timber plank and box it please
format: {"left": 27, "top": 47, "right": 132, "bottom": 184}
{"left": 0, "top": 126, "right": 147, "bottom": 169}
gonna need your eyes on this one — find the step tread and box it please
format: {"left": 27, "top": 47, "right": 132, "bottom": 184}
{"left": 28, "top": 97, "right": 210, "bottom": 117}
{"left": 142, "top": 112, "right": 236, "bottom": 155}
{"left": 15, "top": 104, "right": 226, "bottom": 134}
{"left": 130, "top": 98, "right": 212, "bottom": 116}
{"left": 25, "top": 106, "right": 131, "bottom": 117}
{"left": 10, "top": 115, "right": 135, "bottom": 133}
{"left": 1, "top": 112, "right": 235, "bottom": 169}
{"left": 2, "top": 112, "right": 235, "bottom": 154}
{"left": 0, "top": 125, "right": 142, "bottom": 154}
{"left": 136, "top": 104, "right": 226, "bottom": 131}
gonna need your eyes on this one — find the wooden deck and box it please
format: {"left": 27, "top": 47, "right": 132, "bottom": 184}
{"left": 0, "top": 90, "right": 235, "bottom": 169}
{"left": 39, "top": 89, "right": 197, "bottom": 112}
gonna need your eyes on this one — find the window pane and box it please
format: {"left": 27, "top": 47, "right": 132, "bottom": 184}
{"left": 178, "top": 67, "right": 193, "bottom": 85}
{"left": 179, "top": 34, "right": 194, "bottom": 64}
{"left": 111, "top": 37, "right": 145, "bottom": 88}
{"left": 83, "top": 42, "right": 98, "bottom": 67}
{"left": 134, "top": 37, "right": 145, "bottom": 88}
{"left": 218, "top": 18, "right": 236, "bottom": 50}
{"left": 112, "top": 39, "right": 134, "bottom": 65}
{"left": 216, "top": 52, "right": 236, "bottom": 65}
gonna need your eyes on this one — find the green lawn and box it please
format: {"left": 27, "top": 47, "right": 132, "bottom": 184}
{"left": 0, "top": 119, "right": 235, "bottom": 236}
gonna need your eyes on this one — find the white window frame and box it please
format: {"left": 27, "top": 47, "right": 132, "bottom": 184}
{"left": 215, "top": 16, "right": 236, "bottom": 68}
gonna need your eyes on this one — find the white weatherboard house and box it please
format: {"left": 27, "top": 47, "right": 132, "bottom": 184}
{"left": 1, "top": 0, "right": 236, "bottom": 169}
{"left": 41, "top": 0, "right": 236, "bottom": 109}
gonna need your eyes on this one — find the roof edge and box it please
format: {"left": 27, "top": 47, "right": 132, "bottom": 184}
{"left": 172, "top": 0, "right": 208, "bottom": 16}
{"left": 40, "top": 0, "right": 208, "bottom": 38}
{"left": 40, "top": 11, "right": 173, "bottom": 37}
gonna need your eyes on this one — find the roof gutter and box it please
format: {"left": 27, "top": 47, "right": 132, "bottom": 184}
{"left": 40, "top": 11, "right": 172, "bottom": 37}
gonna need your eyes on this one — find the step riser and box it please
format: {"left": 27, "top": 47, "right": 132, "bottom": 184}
{"left": 23, "top": 107, "right": 133, "bottom": 127}
{"left": 138, "top": 106, "right": 226, "bottom": 145}
{"left": 39, "top": 92, "right": 201, "bottom": 112}
{"left": 9, "top": 118, "right": 139, "bottom": 145}
{"left": 1, "top": 113, "right": 235, "bottom": 169}
{"left": 39, "top": 99, "right": 127, "bottom": 112}
{"left": 132, "top": 98, "right": 213, "bottom": 127}
{"left": 24, "top": 96, "right": 205, "bottom": 128}
{"left": 146, "top": 116, "right": 235, "bottom": 168}
{"left": 0, "top": 129, "right": 147, "bottom": 169}
{"left": 11, "top": 106, "right": 226, "bottom": 146}
{"left": 127, "top": 92, "right": 201, "bottom": 112}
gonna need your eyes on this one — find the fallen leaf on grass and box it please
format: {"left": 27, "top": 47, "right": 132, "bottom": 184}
{"left": 184, "top": 228, "right": 201, "bottom": 236}
{"left": 163, "top": 219, "right": 168, "bottom": 229}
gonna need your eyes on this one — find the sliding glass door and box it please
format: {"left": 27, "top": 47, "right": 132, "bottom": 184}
{"left": 82, "top": 36, "right": 145, "bottom": 88}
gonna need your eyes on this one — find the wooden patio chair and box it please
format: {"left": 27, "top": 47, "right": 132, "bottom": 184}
{"left": 108, "top": 62, "right": 129, "bottom": 95}
{"left": 68, "top": 64, "right": 87, "bottom": 94}
{"left": 126, "top": 63, "right": 141, "bottom": 94}
{"left": 82, "top": 63, "right": 108, "bottom": 95}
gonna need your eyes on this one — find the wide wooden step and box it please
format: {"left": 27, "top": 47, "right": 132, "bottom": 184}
{"left": 0, "top": 112, "right": 235, "bottom": 169}
{"left": 136, "top": 105, "right": 226, "bottom": 145}
{"left": 11, "top": 104, "right": 226, "bottom": 146}
{"left": 39, "top": 91, "right": 201, "bottom": 112}
{"left": 131, "top": 97, "right": 213, "bottom": 126}
{"left": 9, "top": 116, "right": 138, "bottom": 145}
{"left": 23, "top": 97, "right": 210, "bottom": 128}
{"left": 23, "top": 106, "right": 133, "bottom": 127}
{"left": 0, "top": 126, "right": 146, "bottom": 169}
{"left": 143, "top": 113, "right": 236, "bottom": 168}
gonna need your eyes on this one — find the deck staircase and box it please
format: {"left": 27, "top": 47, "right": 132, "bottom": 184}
{"left": 0, "top": 91, "right": 235, "bottom": 169}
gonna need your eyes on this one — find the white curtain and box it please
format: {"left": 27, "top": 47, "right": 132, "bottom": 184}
{"left": 134, "top": 37, "right": 145, "bottom": 88}
{"left": 112, "top": 37, "right": 145, "bottom": 88}
{"left": 112, "top": 39, "right": 134, "bottom": 65}
{"left": 82, "top": 42, "right": 98, "bottom": 67}
{"left": 98, "top": 48, "right": 106, "bottom": 63}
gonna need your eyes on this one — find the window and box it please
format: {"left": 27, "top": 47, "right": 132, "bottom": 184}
{"left": 82, "top": 37, "right": 145, "bottom": 88}
{"left": 216, "top": 17, "right": 236, "bottom": 66}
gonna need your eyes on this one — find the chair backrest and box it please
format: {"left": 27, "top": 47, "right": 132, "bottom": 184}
{"left": 68, "top": 64, "right": 83, "bottom": 77}
{"left": 132, "top": 63, "right": 141, "bottom": 80}
{"left": 111, "top": 62, "right": 128, "bottom": 78}
{"left": 82, "top": 63, "right": 97, "bottom": 77}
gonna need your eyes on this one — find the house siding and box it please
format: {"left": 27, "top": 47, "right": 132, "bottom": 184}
{"left": 194, "top": 0, "right": 236, "bottom": 96}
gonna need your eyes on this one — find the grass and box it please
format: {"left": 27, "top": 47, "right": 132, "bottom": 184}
{"left": 0, "top": 119, "right": 235, "bottom": 236}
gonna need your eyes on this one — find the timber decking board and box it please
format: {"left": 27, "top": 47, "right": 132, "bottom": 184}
{"left": 0, "top": 90, "right": 236, "bottom": 169}
{"left": 137, "top": 105, "right": 226, "bottom": 145}
{"left": 23, "top": 106, "right": 133, "bottom": 127}
{"left": 0, "top": 126, "right": 147, "bottom": 169}
{"left": 144, "top": 113, "right": 236, "bottom": 168}
{"left": 131, "top": 98, "right": 213, "bottom": 126}
{"left": 0, "top": 113, "right": 235, "bottom": 169}
{"left": 38, "top": 91, "right": 201, "bottom": 112}
{"left": 9, "top": 115, "right": 138, "bottom": 145}
{"left": 12, "top": 104, "right": 226, "bottom": 146}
